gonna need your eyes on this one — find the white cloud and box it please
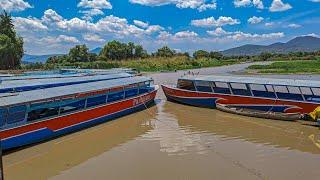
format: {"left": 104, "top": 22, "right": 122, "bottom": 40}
{"left": 129, "top": 0, "right": 217, "bottom": 12}
{"left": 305, "top": 33, "right": 320, "bottom": 38}
{"left": 174, "top": 31, "right": 198, "bottom": 38}
{"left": 78, "top": 0, "right": 112, "bottom": 9}
{"left": 269, "top": 0, "right": 292, "bottom": 12}
{"left": 247, "top": 16, "right": 264, "bottom": 24}
{"left": 80, "top": 8, "right": 104, "bottom": 21}
{"left": 265, "top": 22, "right": 274, "bottom": 27}
{"left": 309, "top": 0, "right": 320, "bottom": 2}
{"left": 233, "top": 0, "right": 264, "bottom": 9}
{"left": 133, "top": 20, "right": 149, "bottom": 28}
{"left": 288, "top": 23, "right": 301, "bottom": 28}
{"left": 41, "top": 35, "right": 80, "bottom": 44}
{"left": 83, "top": 34, "right": 105, "bottom": 42}
{"left": 145, "top": 25, "right": 164, "bottom": 34}
{"left": 42, "top": 9, "right": 64, "bottom": 23}
{"left": 13, "top": 17, "right": 48, "bottom": 32}
{"left": 191, "top": 16, "right": 240, "bottom": 27}
{"left": 0, "top": 0, "right": 32, "bottom": 12}
{"left": 207, "top": 27, "right": 231, "bottom": 36}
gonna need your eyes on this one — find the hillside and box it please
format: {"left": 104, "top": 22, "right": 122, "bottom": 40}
{"left": 222, "top": 36, "right": 320, "bottom": 56}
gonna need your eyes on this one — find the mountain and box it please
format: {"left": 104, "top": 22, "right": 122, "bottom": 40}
{"left": 221, "top": 36, "right": 320, "bottom": 56}
{"left": 90, "top": 47, "right": 102, "bottom": 54}
{"left": 22, "top": 54, "right": 62, "bottom": 63}
{"left": 22, "top": 47, "right": 101, "bottom": 63}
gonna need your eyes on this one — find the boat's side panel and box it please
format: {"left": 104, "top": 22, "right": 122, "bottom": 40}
{"left": 162, "top": 85, "right": 320, "bottom": 114}
{"left": 0, "top": 90, "right": 157, "bottom": 150}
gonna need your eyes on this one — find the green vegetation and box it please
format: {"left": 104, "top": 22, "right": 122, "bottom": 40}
{"left": 0, "top": 11, "right": 23, "bottom": 70}
{"left": 248, "top": 60, "right": 320, "bottom": 74}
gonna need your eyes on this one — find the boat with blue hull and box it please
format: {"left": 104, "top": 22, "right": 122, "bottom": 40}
{"left": 0, "top": 72, "right": 158, "bottom": 150}
{"left": 162, "top": 75, "right": 320, "bottom": 123}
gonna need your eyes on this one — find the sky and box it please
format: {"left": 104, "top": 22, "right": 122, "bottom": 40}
{"left": 1, "top": 0, "right": 320, "bottom": 55}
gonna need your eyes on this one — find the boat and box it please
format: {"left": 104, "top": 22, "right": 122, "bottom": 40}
{"left": 162, "top": 75, "right": 320, "bottom": 122}
{"left": 0, "top": 73, "right": 158, "bottom": 150}
{"left": 216, "top": 103, "right": 301, "bottom": 121}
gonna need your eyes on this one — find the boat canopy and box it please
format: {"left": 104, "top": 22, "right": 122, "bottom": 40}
{"left": 181, "top": 75, "right": 320, "bottom": 88}
{"left": 0, "top": 76, "right": 151, "bottom": 107}
{"left": 0, "top": 73, "right": 132, "bottom": 93}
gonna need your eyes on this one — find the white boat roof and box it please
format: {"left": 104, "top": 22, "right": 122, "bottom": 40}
{"left": 180, "top": 75, "right": 320, "bottom": 88}
{"left": 0, "top": 73, "right": 132, "bottom": 92}
{"left": 0, "top": 76, "right": 151, "bottom": 107}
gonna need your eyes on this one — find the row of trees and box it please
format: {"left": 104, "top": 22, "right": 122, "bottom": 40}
{"left": 0, "top": 11, "right": 24, "bottom": 70}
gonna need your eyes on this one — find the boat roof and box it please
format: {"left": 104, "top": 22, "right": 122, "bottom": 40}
{"left": 180, "top": 75, "right": 320, "bottom": 88}
{"left": 0, "top": 76, "right": 151, "bottom": 107}
{"left": 0, "top": 73, "right": 132, "bottom": 93}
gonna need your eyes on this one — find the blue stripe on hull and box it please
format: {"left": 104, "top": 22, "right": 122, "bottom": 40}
{"left": 2, "top": 100, "right": 154, "bottom": 150}
{"left": 166, "top": 95, "right": 217, "bottom": 108}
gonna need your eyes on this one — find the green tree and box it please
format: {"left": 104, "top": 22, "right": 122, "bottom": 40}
{"left": 193, "top": 50, "right": 209, "bottom": 59}
{"left": 134, "top": 44, "right": 148, "bottom": 58}
{"left": 155, "top": 46, "right": 176, "bottom": 57}
{"left": 100, "top": 40, "right": 128, "bottom": 60}
{"left": 209, "top": 51, "right": 223, "bottom": 60}
{"left": 68, "top": 44, "right": 91, "bottom": 62}
{"left": 0, "top": 11, "right": 24, "bottom": 70}
{"left": 259, "top": 52, "right": 272, "bottom": 61}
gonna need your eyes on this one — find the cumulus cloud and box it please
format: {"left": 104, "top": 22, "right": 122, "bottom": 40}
{"left": 13, "top": 17, "right": 48, "bottom": 32}
{"left": 174, "top": 31, "right": 198, "bottom": 38}
{"left": 269, "top": 0, "right": 292, "bottom": 12}
{"left": 83, "top": 34, "right": 105, "bottom": 42}
{"left": 129, "top": 0, "right": 217, "bottom": 12}
{"left": 191, "top": 16, "right": 240, "bottom": 27}
{"left": 78, "top": 0, "right": 112, "bottom": 20}
{"left": 247, "top": 16, "right": 264, "bottom": 24}
{"left": 207, "top": 27, "right": 231, "bottom": 36}
{"left": 234, "top": 0, "right": 264, "bottom": 9}
{"left": 41, "top": 35, "right": 80, "bottom": 44}
{"left": 133, "top": 20, "right": 149, "bottom": 28}
{"left": 288, "top": 23, "right": 301, "bottom": 28}
{"left": 0, "top": 0, "right": 32, "bottom": 12}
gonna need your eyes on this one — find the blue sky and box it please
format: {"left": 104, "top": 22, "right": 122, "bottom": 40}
{"left": 1, "top": 0, "right": 320, "bottom": 55}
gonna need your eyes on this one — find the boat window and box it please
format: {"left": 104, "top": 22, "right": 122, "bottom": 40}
{"left": 213, "top": 82, "right": 231, "bottom": 94}
{"left": 177, "top": 80, "right": 196, "bottom": 91}
{"left": 7, "top": 105, "right": 26, "bottom": 124}
{"left": 87, "top": 95, "right": 107, "bottom": 108}
{"left": 60, "top": 99, "right": 86, "bottom": 114}
{"left": 195, "top": 81, "right": 212, "bottom": 92}
{"left": 139, "top": 81, "right": 151, "bottom": 94}
{"left": 28, "top": 102, "right": 59, "bottom": 122}
{"left": 275, "top": 86, "right": 303, "bottom": 101}
{"left": 230, "top": 83, "right": 251, "bottom": 96}
{"left": 0, "top": 108, "right": 7, "bottom": 126}
{"left": 305, "top": 88, "right": 320, "bottom": 102}
{"left": 108, "top": 91, "right": 124, "bottom": 102}
{"left": 125, "top": 84, "right": 139, "bottom": 98}
{"left": 250, "top": 84, "right": 276, "bottom": 98}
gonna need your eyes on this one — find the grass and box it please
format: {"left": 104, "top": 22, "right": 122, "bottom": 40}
{"left": 51, "top": 56, "right": 240, "bottom": 72}
{"left": 247, "top": 59, "right": 320, "bottom": 74}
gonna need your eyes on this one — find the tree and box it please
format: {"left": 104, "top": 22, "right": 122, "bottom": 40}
{"left": 68, "top": 44, "right": 91, "bottom": 62}
{"left": 0, "top": 11, "right": 24, "bottom": 70}
{"left": 134, "top": 44, "right": 148, "bottom": 58}
{"left": 209, "top": 51, "right": 223, "bottom": 60}
{"left": 100, "top": 40, "right": 128, "bottom": 60}
{"left": 155, "top": 46, "right": 176, "bottom": 57}
{"left": 259, "top": 52, "right": 272, "bottom": 61}
{"left": 193, "top": 50, "right": 209, "bottom": 59}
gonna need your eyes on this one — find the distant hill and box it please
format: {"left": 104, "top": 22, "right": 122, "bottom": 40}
{"left": 221, "top": 36, "right": 320, "bottom": 56}
{"left": 22, "top": 47, "right": 101, "bottom": 63}
{"left": 22, "top": 54, "right": 62, "bottom": 63}
{"left": 90, "top": 47, "right": 102, "bottom": 54}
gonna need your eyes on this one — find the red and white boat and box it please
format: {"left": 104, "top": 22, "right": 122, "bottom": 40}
{"left": 0, "top": 72, "right": 158, "bottom": 150}
{"left": 162, "top": 75, "right": 320, "bottom": 122}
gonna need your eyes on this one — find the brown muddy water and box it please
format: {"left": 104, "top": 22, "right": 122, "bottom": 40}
{"left": 3, "top": 63, "right": 320, "bottom": 180}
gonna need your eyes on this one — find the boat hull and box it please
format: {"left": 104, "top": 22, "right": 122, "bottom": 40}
{"left": 0, "top": 89, "right": 157, "bottom": 150}
{"left": 162, "top": 85, "right": 320, "bottom": 114}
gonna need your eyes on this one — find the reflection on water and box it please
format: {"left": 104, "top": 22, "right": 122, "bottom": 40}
{"left": 4, "top": 64, "right": 320, "bottom": 180}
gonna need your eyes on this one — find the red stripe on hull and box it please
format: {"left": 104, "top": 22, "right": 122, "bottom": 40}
{"left": 162, "top": 85, "right": 320, "bottom": 114}
{"left": 0, "top": 91, "right": 157, "bottom": 139}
